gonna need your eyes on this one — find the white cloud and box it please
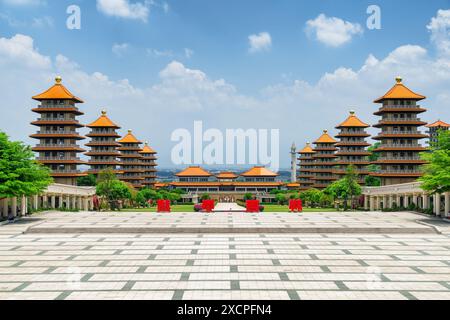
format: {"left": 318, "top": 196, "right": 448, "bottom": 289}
{"left": 427, "top": 9, "right": 450, "bottom": 56}
{"left": 248, "top": 32, "right": 272, "bottom": 53}
{"left": 96, "top": 0, "right": 150, "bottom": 22}
{"left": 1, "top": 10, "right": 450, "bottom": 168}
{"left": 112, "top": 43, "right": 130, "bottom": 57}
{"left": 306, "top": 14, "right": 363, "bottom": 47}
{"left": 147, "top": 48, "right": 173, "bottom": 58}
{"left": 184, "top": 48, "right": 194, "bottom": 59}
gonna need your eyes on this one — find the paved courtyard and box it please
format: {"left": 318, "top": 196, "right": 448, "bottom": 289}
{"left": 0, "top": 211, "right": 449, "bottom": 300}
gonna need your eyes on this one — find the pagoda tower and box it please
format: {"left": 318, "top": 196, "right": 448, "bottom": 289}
{"left": 118, "top": 130, "right": 145, "bottom": 189}
{"left": 371, "top": 77, "right": 428, "bottom": 186}
{"left": 311, "top": 130, "right": 338, "bottom": 190}
{"left": 426, "top": 120, "right": 450, "bottom": 146}
{"left": 334, "top": 111, "right": 371, "bottom": 185}
{"left": 85, "top": 111, "right": 122, "bottom": 175}
{"left": 30, "top": 76, "right": 87, "bottom": 185}
{"left": 139, "top": 142, "right": 158, "bottom": 188}
{"left": 297, "top": 143, "right": 316, "bottom": 191}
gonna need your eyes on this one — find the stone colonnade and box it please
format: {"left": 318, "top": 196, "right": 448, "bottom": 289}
{"left": 0, "top": 184, "right": 96, "bottom": 220}
{"left": 363, "top": 182, "right": 449, "bottom": 218}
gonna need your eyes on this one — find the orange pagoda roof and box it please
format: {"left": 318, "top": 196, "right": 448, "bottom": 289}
{"left": 374, "top": 77, "right": 426, "bottom": 103}
{"left": 216, "top": 172, "right": 238, "bottom": 179}
{"left": 298, "top": 142, "right": 315, "bottom": 154}
{"left": 426, "top": 120, "right": 450, "bottom": 128}
{"left": 241, "top": 166, "right": 278, "bottom": 177}
{"left": 87, "top": 110, "right": 120, "bottom": 128}
{"left": 336, "top": 111, "right": 370, "bottom": 128}
{"left": 314, "top": 130, "right": 337, "bottom": 144}
{"left": 139, "top": 142, "right": 157, "bottom": 154}
{"left": 175, "top": 166, "right": 212, "bottom": 177}
{"left": 118, "top": 130, "right": 142, "bottom": 144}
{"left": 32, "top": 76, "right": 84, "bottom": 103}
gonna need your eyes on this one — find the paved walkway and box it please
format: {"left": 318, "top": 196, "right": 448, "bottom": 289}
{"left": 0, "top": 211, "right": 449, "bottom": 300}
{"left": 213, "top": 203, "right": 246, "bottom": 212}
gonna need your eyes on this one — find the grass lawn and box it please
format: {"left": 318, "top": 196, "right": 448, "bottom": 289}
{"left": 122, "top": 205, "right": 195, "bottom": 213}
{"left": 122, "top": 205, "right": 340, "bottom": 213}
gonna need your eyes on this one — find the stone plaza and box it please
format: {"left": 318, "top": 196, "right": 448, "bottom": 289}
{"left": 0, "top": 210, "right": 450, "bottom": 300}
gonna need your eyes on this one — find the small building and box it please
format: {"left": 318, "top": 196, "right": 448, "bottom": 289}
{"left": 426, "top": 120, "right": 450, "bottom": 146}
{"left": 30, "top": 77, "right": 87, "bottom": 185}
{"left": 334, "top": 111, "right": 371, "bottom": 185}
{"left": 85, "top": 110, "right": 122, "bottom": 175}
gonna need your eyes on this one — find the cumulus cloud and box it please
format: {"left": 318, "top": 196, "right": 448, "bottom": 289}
{"left": 1, "top": 10, "right": 450, "bottom": 168}
{"left": 427, "top": 9, "right": 450, "bottom": 57}
{"left": 96, "top": 0, "right": 150, "bottom": 22}
{"left": 248, "top": 32, "right": 272, "bottom": 53}
{"left": 112, "top": 43, "right": 130, "bottom": 57}
{"left": 305, "top": 14, "right": 363, "bottom": 47}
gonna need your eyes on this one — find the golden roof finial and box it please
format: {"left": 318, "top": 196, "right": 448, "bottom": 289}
{"left": 128, "top": 129, "right": 132, "bottom": 133}
{"left": 396, "top": 76, "right": 402, "bottom": 84}
{"left": 145, "top": 141, "right": 149, "bottom": 146}
{"left": 323, "top": 130, "right": 328, "bottom": 134}
{"left": 306, "top": 142, "right": 310, "bottom": 146}
{"left": 350, "top": 110, "right": 355, "bottom": 115}
{"left": 55, "top": 76, "right": 62, "bottom": 84}
{"left": 101, "top": 110, "right": 107, "bottom": 116}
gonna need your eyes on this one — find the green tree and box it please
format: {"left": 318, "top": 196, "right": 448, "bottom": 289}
{"left": 300, "top": 188, "right": 322, "bottom": 207}
{"left": 243, "top": 193, "right": 254, "bottom": 201}
{"left": 368, "top": 142, "right": 381, "bottom": 162}
{"left": 365, "top": 164, "right": 381, "bottom": 187}
{"left": 0, "top": 132, "right": 52, "bottom": 198}
{"left": 420, "top": 130, "right": 450, "bottom": 194}
{"left": 275, "top": 193, "right": 288, "bottom": 205}
{"left": 201, "top": 194, "right": 211, "bottom": 201}
{"left": 77, "top": 174, "right": 97, "bottom": 186}
{"left": 325, "top": 165, "right": 362, "bottom": 210}
{"left": 136, "top": 188, "right": 158, "bottom": 206}
{"left": 95, "top": 169, "right": 132, "bottom": 210}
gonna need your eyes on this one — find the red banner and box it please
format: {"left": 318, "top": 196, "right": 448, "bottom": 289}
{"left": 246, "top": 200, "right": 260, "bottom": 213}
{"left": 289, "top": 199, "right": 303, "bottom": 212}
{"left": 157, "top": 200, "right": 171, "bottom": 213}
{"left": 202, "top": 200, "right": 215, "bottom": 213}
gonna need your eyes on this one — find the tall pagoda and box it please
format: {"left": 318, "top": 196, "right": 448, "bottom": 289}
{"left": 118, "top": 130, "right": 145, "bottom": 189}
{"left": 334, "top": 111, "right": 371, "bottom": 184}
{"left": 139, "top": 142, "right": 158, "bottom": 188}
{"left": 30, "top": 76, "right": 87, "bottom": 185}
{"left": 311, "top": 130, "right": 338, "bottom": 190}
{"left": 297, "top": 143, "right": 316, "bottom": 191}
{"left": 85, "top": 111, "right": 122, "bottom": 175}
{"left": 426, "top": 120, "right": 450, "bottom": 146}
{"left": 371, "top": 77, "right": 428, "bottom": 186}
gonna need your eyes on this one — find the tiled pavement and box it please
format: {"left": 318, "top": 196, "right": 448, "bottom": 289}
{"left": 0, "top": 211, "right": 449, "bottom": 300}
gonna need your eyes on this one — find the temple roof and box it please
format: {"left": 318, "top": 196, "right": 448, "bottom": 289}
{"left": 336, "top": 111, "right": 370, "bottom": 128}
{"left": 87, "top": 111, "right": 120, "bottom": 128}
{"left": 118, "top": 130, "right": 142, "bottom": 144}
{"left": 298, "top": 142, "right": 315, "bottom": 154}
{"left": 32, "top": 77, "right": 84, "bottom": 103}
{"left": 314, "top": 130, "right": 337, "bottom": 144}
{"left": 426, "top": 120, "right": 450, "bottom": 128}
{"left": 374, "top": 77, "right": 426, "bottom": 103}
{"left": 139, "top": 142, "right": 157, "bottom": 154}
{"left": 175, "top": 166, "right": 212, "bottom": 177}
{"left": 216, "top": 172, "right": 238, "bottom": 179}
{"left": 241, "top": 166, "right": 278, "bottom": 177}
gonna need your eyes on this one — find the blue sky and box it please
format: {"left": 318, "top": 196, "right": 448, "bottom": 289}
{"left": 1, "top": 0, "right": 450, "bottom": 169}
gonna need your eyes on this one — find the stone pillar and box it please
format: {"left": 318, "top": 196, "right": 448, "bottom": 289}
{"left": 364, "top": 195, "right": 369, "bottom": 210}
{"left": 43, "top": 195, "right": 48, "bottom": 208}
{"left": 21, "top": 196, "right": 27, "bottom": 216}
{"left": 445, "top": 192, "right": 450, "bottom": 218}
{"left": 72, "top": 197, "right": 77, "bottom": 210}
{"left": 383, "top": 195, "right": 389, "bottom": 210}
{"left": 2, "top": 199, "right": 8, "bottom": 218}
{"left": 59, "top": 195, "right": 64, "bottom": 209}
{"left": 78, "top": 197, "right": 83, "bottom": 211}
{"left": 396, "top": 195, "right": 401, "bottom": 208}
{"left": 51, "top": 195, "right": 56, "bottom": 209}
{"left": 435, "top": 194, "right": 441, "bottom": 216}
{"left": 33, "top": 195, "right": 39, "bottom": 211}
{"left": 83, "top": 198, "right": 89, "bottom": 211}
{"left": 11, "top": 197, "right": 17, "bottom": 218}
{"left": 412, "top": 194, "right": 418, "bottom": 207}
{"left": 422, "top": 194, "right": 429, "bottom": 209}
{"left": 66, "top": 196, "right": 71, "bottom": 210}
{"left": 0, "top": 199, "right": 5, "bottom": 218}
{"left": 389, "top": 195, "right": 394, "bottom": 209}
{"left": 369, "top": 196, "right": 375, "bottom": 211}
{"left": 89, "top": 198, "right": 94, "bottom": 210}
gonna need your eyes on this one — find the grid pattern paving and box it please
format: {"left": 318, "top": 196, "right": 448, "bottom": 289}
{"left": 1, "top": 227, "right": 450, "bottom": 300}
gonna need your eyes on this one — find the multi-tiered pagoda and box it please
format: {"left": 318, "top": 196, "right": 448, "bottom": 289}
{"left": 30, "top": 77, "right": 87, "bottom": 185}
{"left": 371, "top": 77, "right": 428, "bottom": 185}
{"left": 297, "top": 143, "right": 316, "bottom": 191}
{"left": 334, "top": 111, "right": 371, "bottom": 184}
{"left": 139, "top": 142, "right": 158, "bottom": 188}
{"left": 426, "top": 120, "right": 450, "bottom": 146}
{"left": 118, "top": 130, "right": 144, "bottom": 189}
{"left": 85, "top": 111, "right": 122, "bottom": 175}
{"left": 311, "top": 130, "right": 337, "bottom": 190}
